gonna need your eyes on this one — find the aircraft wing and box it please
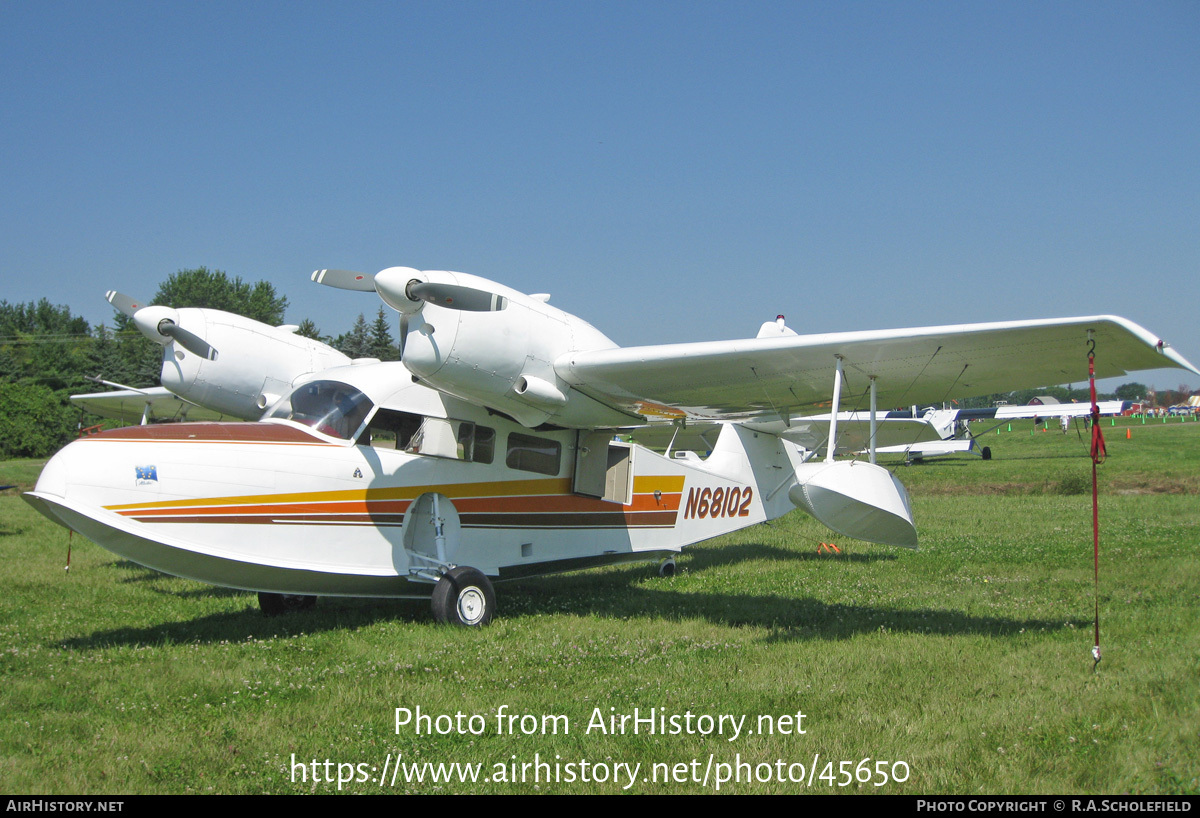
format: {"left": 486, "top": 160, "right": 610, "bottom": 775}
{"left": 751, "top": 415, "right": 945, "bottom": 454}
{"left": 624, "top": 416, "right": 943, "bottom": 455}
{"left": 558, "top": 316, "right": 1198, "bottom": 422}
{"left": 988, "top": 400, "right": 1126, "bottom": 419}
{"left": 72, "top": 387, "right": 238, "bottom": 424}
{"left": 873, "top": 439, "right": 976, "bottom": 458}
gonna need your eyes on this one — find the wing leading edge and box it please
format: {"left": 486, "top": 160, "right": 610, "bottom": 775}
{"left": 71, "top": 387, "right": 237, "bottom": 424}
{"left": 557, "top": 316, "right": 1197, "bottom": 422}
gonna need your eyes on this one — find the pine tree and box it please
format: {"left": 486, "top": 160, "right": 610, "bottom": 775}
{"left": 295, "top": 318, "right": 324, "bottom": 341}
{"left": 336, "top": 313, "right": 372, "bottom": 359}
{"left": 368, "top": 307, "right": 399, "bottom": 361}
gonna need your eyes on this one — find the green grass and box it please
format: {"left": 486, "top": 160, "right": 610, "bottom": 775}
{"left": 1, "top": 416, "right": 1197, "bottom": 794}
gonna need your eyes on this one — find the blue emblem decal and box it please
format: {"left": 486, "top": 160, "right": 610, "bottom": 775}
{"left": 135, "top": 465, "right": 158, "bottom": 484}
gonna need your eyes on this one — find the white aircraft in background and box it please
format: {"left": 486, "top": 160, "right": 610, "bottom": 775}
{"left": 792, "top": 399, "right": 1130, "bottom": 463}
{"left": 72, "top": 291, "right": 351, "bottom": 424}
{"left": 26, "top": 266, "right": 1198, "bottom": 624}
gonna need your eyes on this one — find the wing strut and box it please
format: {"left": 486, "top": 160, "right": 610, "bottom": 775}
{"left": 869, "top": 376, "right": 878, "bottom": 465}
{"left": 825, "top": 357, "right": 844, "bottom": 463}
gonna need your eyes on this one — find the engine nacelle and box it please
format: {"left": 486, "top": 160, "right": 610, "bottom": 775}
{"left": 158, "top": 308, "right": 351, "bottom": 419}
{"left": 399, "top": 271, "right": 635, "bottom": 428}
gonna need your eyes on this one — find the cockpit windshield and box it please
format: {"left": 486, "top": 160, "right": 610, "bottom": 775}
{"left": 265, "top": 380, "right": 374, "bottom": 440}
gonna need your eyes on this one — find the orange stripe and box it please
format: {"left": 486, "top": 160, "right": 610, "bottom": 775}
{"left": 106, "top": 477, "right": 689, "bottom": 516}
{"left": 122, "top": 499, "right": 414, "bottom": 518}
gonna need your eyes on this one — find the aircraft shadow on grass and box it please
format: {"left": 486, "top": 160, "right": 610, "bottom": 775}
{"left": 60, "top": 542, "right": 1072, "bottom": 651}
{"left": 681, "top": 540, "right": 898, "bottom": 570}
{"left": 105, "top": 539, "right": 895, "bottom": 597}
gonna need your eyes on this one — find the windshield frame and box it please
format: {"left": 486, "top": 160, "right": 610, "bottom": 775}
{"left": 263, "top": 380, "right": 375, "bottom": 441}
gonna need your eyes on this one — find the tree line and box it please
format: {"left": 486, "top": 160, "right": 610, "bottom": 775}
{"left": 0, "top": 267, "right": 1190, "bottom": 459}
{"left": 0, "top": 267, "right": 399, "bottom": 458}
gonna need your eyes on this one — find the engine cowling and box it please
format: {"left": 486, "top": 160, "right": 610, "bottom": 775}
{"left": 156, "top": 309, "right": 351, "bottom": 419}
{"left": 397, "top": 270, "right": 634, "bottom": 428}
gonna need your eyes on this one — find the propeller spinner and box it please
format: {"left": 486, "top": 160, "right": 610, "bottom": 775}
{"left": 106, "top": 291, "right": 219, "bottom": 361}
{"left": 312, "top": 267, "right": 508, "bottom": 355}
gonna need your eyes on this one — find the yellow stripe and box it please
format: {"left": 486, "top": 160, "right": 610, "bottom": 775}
{"left": 105, "top": 477, "right": 574, "bottom": 512}
{"left": 632, "top": 475, "right": 686, "bottom": 494}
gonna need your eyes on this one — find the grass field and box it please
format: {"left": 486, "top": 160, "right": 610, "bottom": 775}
{"left": 2, "top": 416, "right": 1197, "bottom": 794}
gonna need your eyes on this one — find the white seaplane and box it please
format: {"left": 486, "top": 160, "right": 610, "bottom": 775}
{"left": 25, "top": 267, "right": 1198, "bottom": 624}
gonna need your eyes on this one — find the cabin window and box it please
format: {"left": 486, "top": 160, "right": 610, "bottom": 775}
{"left": 473, "top": 425, "right": 496, "bottom": 464}
{"left": 360, "top": 409, "right": 423, "bottom": 450}
{"left": 408, "top": 418, "right": 494, "bottom": 462}
{"left": 360, "top": 410, "right": 495, "bottom": 464}
{"left": 506, "top": 432, "right": 561, "bottom": 475}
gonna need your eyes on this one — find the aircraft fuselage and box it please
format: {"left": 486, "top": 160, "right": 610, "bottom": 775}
{"left": 26, "top": 388, "right": 797, "bottom": 597}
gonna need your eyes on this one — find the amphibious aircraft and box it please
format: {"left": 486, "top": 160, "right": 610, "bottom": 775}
{"left": 25, "top": 267, "right": 1198, "bottom": 624}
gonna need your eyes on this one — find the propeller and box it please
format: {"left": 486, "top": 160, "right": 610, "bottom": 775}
{"left": 156, "top": 319, "right": 218, "bottom": 361}
{"left": 406, "top": 281, "right": 507, "bottom": 312}
{"left": 105, "top": 290, "right": 144, "bottom": 317}
{"left": 312, "top": 268, "right": 509, "bottom": 356}
{"left": 309, "top": 269, "right": 377, "bottom": 292}
{"left": 106, "top": 291, "right": 219, "bottom": 361}
{"left": 311, "top": 268, "right": 508, "bottom": 312}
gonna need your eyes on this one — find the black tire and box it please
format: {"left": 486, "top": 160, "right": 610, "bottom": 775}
{"left": 431, "top": 567, "right": 495, "bottom": 627}
{"left": 258, "top": 592, "right": 317, "bottom": 617}
{"left": 981, "top": 446, "right": 992, "bottom": 461}
{"left": 658, "top": 559, "right": 676, "bottom": 578}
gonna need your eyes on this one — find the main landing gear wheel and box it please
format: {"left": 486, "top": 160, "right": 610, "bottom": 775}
{"left": 431, "top": 567, "right": 496, "bottom": 627}
{"left": 258, "top": 592, "right": 317, "bottom": 617}
{"left": 658, "top": 558, "right": 676, "bottom": 578}
{"left": 981, "top": 446, "right": 992, "bottom": 460}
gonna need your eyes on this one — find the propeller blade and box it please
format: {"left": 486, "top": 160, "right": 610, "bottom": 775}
{"left": 105, "top": 291, "right": 144, "bottom": 318}
{"left": 311, "top": 269, "right": 377, "bottom": 292}
{"left": 406, "top": 281, "right": 508, "bottom": 312}
{"left": 158, "top": 320, "right": 219, "bottom": 361}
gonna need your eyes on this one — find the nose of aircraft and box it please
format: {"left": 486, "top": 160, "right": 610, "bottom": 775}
{"left": 33, "top": 444, "right": 70, "bottom": 498}
{"left": 22, "top": 439, "right": 76, "bottom": 529}
{"left": 24, "top": 433, "right": 144, "bottom": 532}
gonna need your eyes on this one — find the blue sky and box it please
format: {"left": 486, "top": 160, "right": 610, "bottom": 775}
{"left": 3, "top": 1, "right": 1196, "bottom": 391}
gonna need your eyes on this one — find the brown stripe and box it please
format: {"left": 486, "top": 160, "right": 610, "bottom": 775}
{"left": 90, "top": 422, "right": 329, "bottom": 445}
{"left": 128, "top": 508, "right": 680, "bottom": 530}
{"left": 453, "top": 492, "right": 681, "bottom": 514}
{"left": 131, "top": 513, "right": 407, "bottom": 526}
{"left": 460, "top": 510, "right": 680, "bottom": 528}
